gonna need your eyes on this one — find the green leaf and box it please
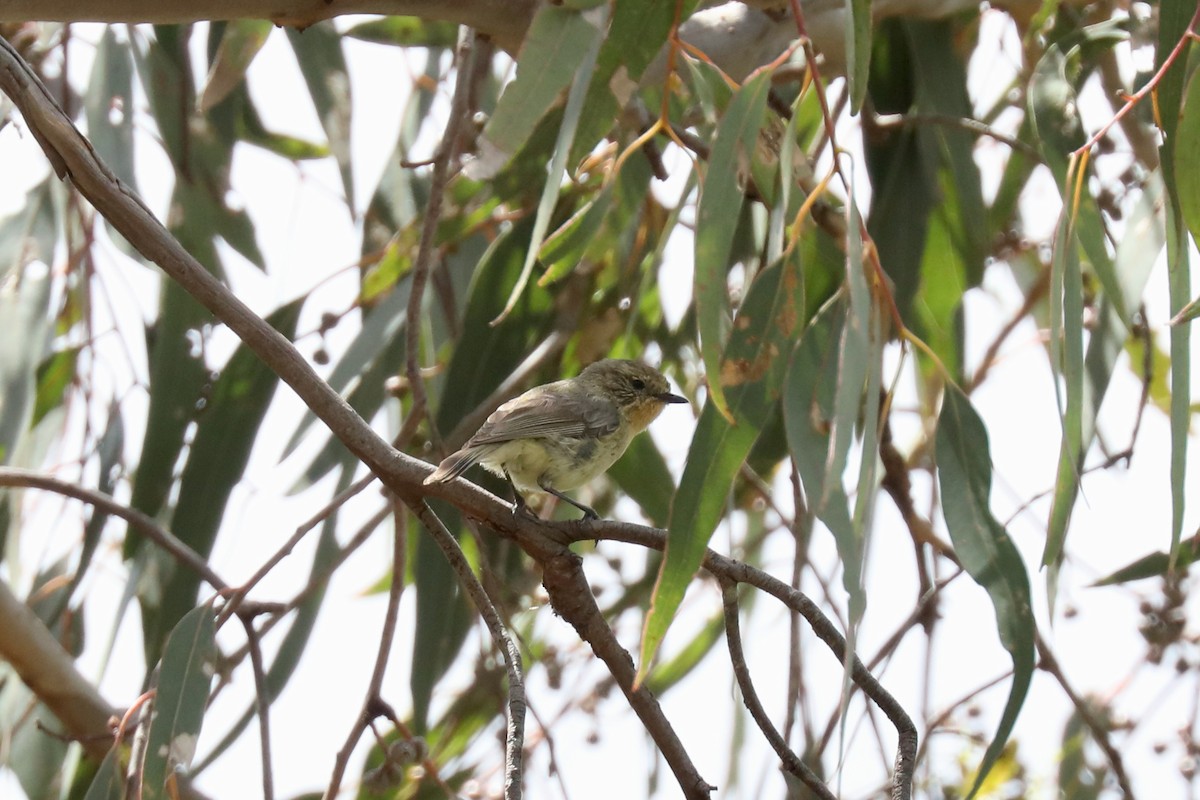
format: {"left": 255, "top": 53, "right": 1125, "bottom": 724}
{"left": 286, "top": 24, "right": 355, "bottom": 210}
{"left": 936, "top": 386, "right": 1034, "bottom": 799}
{"left": 492, "top": 6, "right": 606, "bottom": 323}
{"left": 142, "top": 605, "right": 216, "bottom": 800}
{"left": 694, "top": 70, "right": 772, "bottom": 422}
{"left": 846, "top": 0, "right": 872, "bottom": 112}
{"left": 468, "top": 6, "right": 603, "bottom": 179}
{"left": 81, "top": 746, "right": 127, "bottom": 800}
{"left": 126, "top": 279, "right": 213, "bottom": 555}
{"left": 0, "top": 259, "right": 53, "bottom": 465}
{"left": 784, "top": 303, "right": 853, "bottom": 548}
{"left": 1159, "top": 0, "right": 1193, "bottom": 565}
{"left": 569, "top": 0, "right": 699, "bottom": 167}
{"left": 86, "top": 27, "right": 136, "bottom": 192}
{"left": 142, "top": 300, "right": 302, "bottom": 660}
{"left": 1092, "top": 533, "right": 1200, "bottom": 586}
{"left": 343, "top": 17, "right": 459, "bottom": 48}
{"left": 199, "top": 20, "right": 272, "bottom": 112}
{"left": 640, "top": 258, "right": 803, "bottom": 681}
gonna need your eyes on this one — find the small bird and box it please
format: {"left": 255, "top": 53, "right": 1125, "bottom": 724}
{"left": 423, "top": 359, "right": 688, "bottom": 519}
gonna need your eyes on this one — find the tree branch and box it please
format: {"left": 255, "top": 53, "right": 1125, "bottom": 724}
{"left": 0, "top": 578, "right": 117, "bottom": 760}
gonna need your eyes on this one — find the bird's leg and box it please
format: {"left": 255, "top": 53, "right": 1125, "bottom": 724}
{"left": 538, "top": 479, "right": 599, "bottom": 521}
{"left": 504, "top": 470, "right": 538, "bottom": 519}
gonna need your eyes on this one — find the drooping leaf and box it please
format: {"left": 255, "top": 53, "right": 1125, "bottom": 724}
{"left": 936, "top": 386, "right": 1034, "bottom": 799}
{"left": 199, "top": 20, "right": 272, "bottom": 112}
{"left": 640, "top": 257, "right": 803, "bottom": 681}
{"left": 467, "top": 6, "right": 604, "bottom": 180}
{"left": 344, "top": 17, "right": 459, "bottom": 48}
{"left": 846, "top": 0, "right": 872, "bottom": 112}
{"left": 492, "top": 5, "right": 606, "bottom": 323}
{"left": 1091, "top": 533, "right": 1200, "bottom": 586}
{"left": 86, "top": 27, "right": 136, "bottom": 192}
{"left": 694, "top": 69, "right": 772, "bottom": 422}
{"left": 286, "top": 24, "right": 355, "bottom": 210}
{"left": 142, "top": 605, "right": 216, "bottom": 800}
{"left": 141, "top": 300, "right": 302, "bottom": 661}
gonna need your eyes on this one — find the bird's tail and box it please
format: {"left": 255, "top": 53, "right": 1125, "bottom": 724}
{"left": 423, "top": 447, "right": 481, "bottom": 485}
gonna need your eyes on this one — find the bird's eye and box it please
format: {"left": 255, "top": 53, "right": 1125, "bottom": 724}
{"left": 631, "top": 378, "right": 646, "bottom": 391}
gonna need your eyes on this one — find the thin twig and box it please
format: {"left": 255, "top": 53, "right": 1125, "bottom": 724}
{"left": 239, "top": 613, "right": 275, "bottom": 800}
{"left": 406, "top": 28, "right": 479, "bottom": 455}
{"left": 0, "top": 467, "right": 228, "bottom": 592}
{"left": 323, "top": 499, "right": 408, "bottom": 800}
{"left": 559, "top": 520, "right": 917, "bottom": 800}
{"left": 721, "top": 580, "right": 837, "bottom": 800}
{"left": 217, "top": 470, "right": 377, "bottom": 627}
{"left": 407, "top": 498, "right": 526, "bottom": 799}
{"left": 966, "top": 267, "right": 1051, "bottom": 393}
{"left": 871, "top": 111, "right": 1044, "bottom": 161}
{"left": 1035, "top": 631, "right": 1135, "bottom": 798}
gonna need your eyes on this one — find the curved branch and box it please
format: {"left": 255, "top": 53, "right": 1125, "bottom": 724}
{"left": 720, "top": 581, "right": 836, "bottom": 800}
{"left": 406, "top": 498, "right": 526, "bottom": 800}
{"left": 0, "top": 467, "right": 229, "bottom": 593}
{"left": 557, "top": 520, "right": 918, "bottom": 800}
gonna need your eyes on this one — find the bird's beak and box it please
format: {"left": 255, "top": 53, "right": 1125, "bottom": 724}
{"left": 658, "top": 392, "right": 689, "bottom": 404}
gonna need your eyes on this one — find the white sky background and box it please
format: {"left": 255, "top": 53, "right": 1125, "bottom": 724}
{"left": 1, "top": 10, "right": 1199, "bottom": 800}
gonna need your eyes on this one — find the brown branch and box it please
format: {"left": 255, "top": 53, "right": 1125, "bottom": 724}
{"left": 406, "top": 29, "right": 479, "bottom": 454}
{"left": 0, "top": 1, "right": 537, "bottom": 52}
{"left": 324, "top": 499, "right": 408, "bottom": 800}
{"left": 721, "top": 580, "right": 836, "bottom": 800}
{"left": 406, "top": 498, "right": 526, "bottom": 800}
{"left": 1035, "top": 632, "right": 1135, "bottom": 799}
{"left": 0, "top": 467, "right": 229, "bottom": 593}
{"left": 523, "top": 530, "right": 716, "bottom": 799}
{"left": 558, "top": 520, "right": 918, "bottom": 800}
{"left": 0, "top": 578, "right": 117, "bottom": 760}
{"left": 239, "top": 613, "right": 275, "bottom": 800}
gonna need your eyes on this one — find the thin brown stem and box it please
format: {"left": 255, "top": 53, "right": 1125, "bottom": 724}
{"left": 323, "top": 500, "right": 407, "bottom": 800}
{"left": 239, "top": 613, "right": 275, "bottom": 800}
{"left": 1035, "top": 631, "right": 1136, "bottom": 798}
{"left": 218, "top": 470, "right": 377, "bottom": 627}
{"left": 406, "top": 28, "right": 478, "bottom": 455}
{"left": 0, "top": 467, "right": 228, "bottom": 592}
{"left": 721, "top": 580, "right": 836, "bottom": 800}
{"left": 406, "top": 498, "right": 526, "bottom": 799}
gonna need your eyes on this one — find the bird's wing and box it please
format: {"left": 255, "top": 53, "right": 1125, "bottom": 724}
{"left": 467, "top": 390, "right": 620, "bottom": 446}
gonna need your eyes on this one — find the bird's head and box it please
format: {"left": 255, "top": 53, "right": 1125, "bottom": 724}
{"left": 578, "top": 359, "right": 688, "bottom": 431}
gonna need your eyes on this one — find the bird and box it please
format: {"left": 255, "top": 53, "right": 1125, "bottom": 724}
{"left": 423, "top": 359, "right": 688, "bottom": 519}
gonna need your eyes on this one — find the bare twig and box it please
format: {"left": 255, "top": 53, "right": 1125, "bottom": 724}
{"left": 324, "top": 500, "right": 408, "bottom": 800}
{"left": 406, "top": 498, "right": 526, "bottom": 799}
{"left": 871, "top": 111, "right": 1045, "bottom": 161}
{"left": 239, "top": 613, "right": 275, "bottom": 800}
{"left": 559, "top": 520, "right": 917, "bottom": 800}
{"left": 217, "top": 470, "right": 377, "bottom": 627}
{"left": 406, "top": 28, "right": 479, "bottom": 455}
{"left": 1035, "top": 632, "right": 1135, "bottom": 799}
{"left": 721, "top": 580, "right": 836, "bottom": 800}
{"left": 0, "top": 467, "right": 228, "bottom": 592}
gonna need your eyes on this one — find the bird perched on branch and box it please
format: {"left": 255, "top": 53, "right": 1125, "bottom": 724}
{"left": 423, "top": 359, "right": 688, "bottom": 519}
